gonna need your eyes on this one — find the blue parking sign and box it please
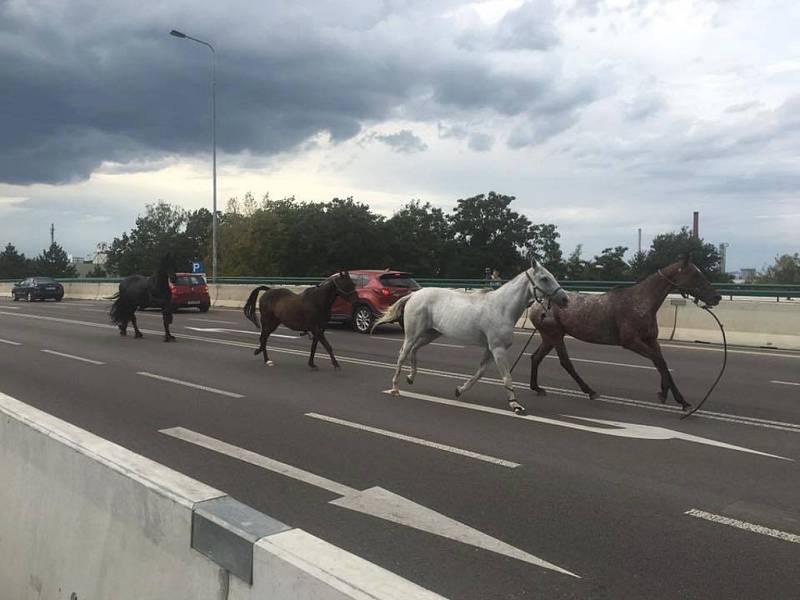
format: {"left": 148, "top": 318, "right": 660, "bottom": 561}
{"left": 192, "top": 261, "right": 205, "bottom": 274}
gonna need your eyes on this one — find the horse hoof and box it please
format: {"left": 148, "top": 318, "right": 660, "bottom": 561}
{"left": 532, "top": 387, "right": 547, "bottom": 397}
{"left": 134, "top": 332, "right": 143, "bottom": 339}
{"left": 588, "top": 391, "right": 599, "bottom": 400}
{"left": 511, "top": 404, "right": 527, "bottom": 415}
{"left": 657, "top": 392, "right": 668, "bottom": 404}
{"left": 390, "top": 388, "right": 400, "bottom": 396}
{"left": 266, "top": 360, "right": 275, "bottom": 367}
{"left": 406, "top": 376, "right": 414, "bottom": 385}
{"left": 309, "top": 364, "right": 319, "bottom": 371}
{"left": 454, "top": 387, "right": 462, "bottom": 398}
{"left": 680, "top": 402, "right": 692, "bottom": 412}
{"left": 119, "top": 331, "right": 126, "bottom": 337}
{"left": 333, "top": 363, "right": 341, "bottom": 371}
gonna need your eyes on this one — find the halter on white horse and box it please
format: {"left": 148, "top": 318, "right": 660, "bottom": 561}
{"left": 373, "top": 260, "right": 568, "bottom": 414}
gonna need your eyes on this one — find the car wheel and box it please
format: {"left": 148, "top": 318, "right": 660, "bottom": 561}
{"left": 353, "top": 305, "right": 374, "bottom": 334}
{"left": 27, "top": 292, "right": 33, "bottom": 302}
{"left": 198, "top": 304, "right": 209, "bottom": 313}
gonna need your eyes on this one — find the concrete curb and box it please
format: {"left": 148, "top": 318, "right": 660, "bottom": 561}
{"left": 0, "top": 391, "right": 447, "bottom": 600}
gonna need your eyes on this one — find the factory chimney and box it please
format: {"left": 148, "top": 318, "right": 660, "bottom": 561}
{"left": 692, "top": 211, "right": 699, "bottom": 239}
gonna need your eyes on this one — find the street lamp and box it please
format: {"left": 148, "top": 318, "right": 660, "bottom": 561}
{"left": 169, "top": 29, "right": 218, "bottom": 284}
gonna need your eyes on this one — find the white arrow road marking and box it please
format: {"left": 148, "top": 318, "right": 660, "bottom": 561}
{"left": 184, "top": 326, "right": 299, "bottom": 339}
{"left": 159, "top": 426, "right": 578, "bottom": 578}
{"left": 305, "top": 412, "right": 520, "bottom": 468}
{"left": 384, "top": 390, "right": 792, "bottom": 461}
{"left": 684, "top": 509, "right": 800, "bottom": 544}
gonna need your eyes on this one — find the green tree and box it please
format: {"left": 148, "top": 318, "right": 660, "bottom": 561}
{"left": 34, "top": 242, "right": 77, "bottom": 277}
{"left": 106, "top": 201, "right": 201, "bottom": 275}
{"left": 564, "top": 245, "right": 589, "bottom": 280}
{"left": 384, "top": 200, "right": 456, "bottom": 276}
{"left": 627, "top": 250, "right": 647, "bottom": 280}
{"left": 448, "top": 192, "right": 533, "bottom": 277}
{"left": 758, "top": 254, "right": 800, "bottom": 284}
{"left": 0, "top": 243, "right": 29, "bottom": 279}
{"left": 593, "top": 246, "right": 629, "bottom": 281}
{"left": 528, "top": 224, "right": 564, "bottom": 277}
{"left": 641, "top": 227, "right": 730, "bottom": 282}
{"left": 86, "top": 264, "right": 107, "bottom": 278}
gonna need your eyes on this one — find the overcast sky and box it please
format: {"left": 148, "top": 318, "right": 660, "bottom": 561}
{"left": 1, "top": 0, "right": 798, "bottom": 271}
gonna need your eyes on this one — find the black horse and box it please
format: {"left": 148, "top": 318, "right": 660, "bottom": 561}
{"left": 109, "top": 253, "right": 177, "bottom": 342}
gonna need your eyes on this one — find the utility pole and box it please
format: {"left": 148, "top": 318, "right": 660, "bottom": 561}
{"left": 637, "top": 228, "right": 642, "bottom": 254}
{"left": 50, "top": 223, "right": 54, "bottom": 245}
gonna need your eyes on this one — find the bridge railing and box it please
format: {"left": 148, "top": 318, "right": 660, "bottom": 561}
{"left": 1, "top": 277, "right": 798, "bottom": 299}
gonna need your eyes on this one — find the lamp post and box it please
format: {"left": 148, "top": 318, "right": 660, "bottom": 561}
{"left": 169, "top": 29, "right": 217, "bottom": 283}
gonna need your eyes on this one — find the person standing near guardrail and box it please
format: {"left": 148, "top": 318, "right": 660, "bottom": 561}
{"left": 490, "top": 270, "right": 502, "bottom": 289}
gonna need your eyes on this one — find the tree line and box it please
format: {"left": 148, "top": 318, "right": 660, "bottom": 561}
{"left": 0, "top": 242, "right": 80, "bottom": 279}
{"left": 95, "top": 192, "right": 732, "bottom": 282}
{"left": 7, "top": 191, "right": 796, "bottom": 283}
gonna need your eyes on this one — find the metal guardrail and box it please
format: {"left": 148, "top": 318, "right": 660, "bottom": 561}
{"left": 1, "top": 277, "right": 798, "bottom": 299}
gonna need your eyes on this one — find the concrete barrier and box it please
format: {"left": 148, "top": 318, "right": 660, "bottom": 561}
{"left": 0, "top": 391, "right": 447, "bottom": 600}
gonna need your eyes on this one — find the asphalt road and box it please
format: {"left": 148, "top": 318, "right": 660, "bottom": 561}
{"left": 1, "top": 297, "right": 798, "bottom": 599}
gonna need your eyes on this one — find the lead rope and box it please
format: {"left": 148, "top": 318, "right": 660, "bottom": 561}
{"left": 510, "top": 322, "right": 538, "bottom": 373}
{"left": 680, "top": 306, "right": 727, "bottom": 419}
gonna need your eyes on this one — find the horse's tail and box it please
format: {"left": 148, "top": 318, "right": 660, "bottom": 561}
{"left": 109, "top": 296, "right": 132, "bottom": 326}
{"left": 371, "top": 294, "right": 413, "bottom": 333}
{"left": 244, "top": 286, "right": 270, "bottom": 330}
{"left": 104, "top": 292, "right": 120, "bottom": 300}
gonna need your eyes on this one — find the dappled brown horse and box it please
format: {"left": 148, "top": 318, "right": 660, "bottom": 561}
{"left": 243, "top": 272, "right": 357, "bottom": 369}
{"left": 528, "top": 257, "right": 722, "bottom": 410}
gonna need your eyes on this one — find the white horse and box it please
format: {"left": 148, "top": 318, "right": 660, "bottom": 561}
{"left": 372, "top": 261, "right": 569, "bottom": 414}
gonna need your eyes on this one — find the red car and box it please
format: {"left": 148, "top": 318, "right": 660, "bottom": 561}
{"left": 330, "top": 270, "right": 421, "bottom": 333}
{"left": 169, "top": 273, "right": 210, "bottom": 312}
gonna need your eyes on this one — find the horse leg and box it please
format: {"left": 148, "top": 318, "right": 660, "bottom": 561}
{"left": 624, "top": 337, "right": 690, "bottom": 410}
{"left": 255, "top": 320, "right": 279, "bottom": 366}
{"left": 315, "top": 330, "right": 341, "bottom": 370}
{"left": 553, "top": 339, "right": 599, "bottom": 400}
{"left": 390, "top": 340, "right": 414, "bottom": 396}
{"left": 529, "top": 338, "right": 554, "bottom": 396}
{"left": 407, "top": 330, "right": 440, "bottom": 384}
{"left": 489, "top": 344, "right": 526, "bottom": 414}
{"left": 455, "top": 348, "right": 492, "bottom": 397}
{"left": 647, "top": 339, "right": 688, "bottom": 409}
{"left": 131, "top": 312, "right": 143, "bottom": 338}
{"left": 308, "top": 334, "right": 320, "bottom": 370}
{"left": 162, "top": 307, "right": 176, "bottom": 342}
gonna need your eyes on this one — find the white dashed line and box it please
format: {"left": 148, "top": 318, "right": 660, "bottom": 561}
{"left": 305, "top": 412, "right": 520, "bottom": 468}
{"left": 41, "top": 349, "right": 105, "bottom": 365}
{"left": 136, "top": 371, "right": 244, "bottom": 398}
{"left": 771, "top": 380, "right": 800, "bottom": 387}
{"left": 685, "top": 509, "right": 800, "bottom": 544}
{"left": 0, "top": 337, "right": 22, "bottom": 345}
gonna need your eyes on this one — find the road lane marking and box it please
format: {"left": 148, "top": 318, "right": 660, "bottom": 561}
{"left": 383, "top": 390, "right": 791, "bottom": 460}
{"left": 0, "top": 305, "right": 20, "bottom": 310}
{"left": 188, "top": 317, "right": 238, "bottom": 324}
{"left": 3, "top": 309, "right": 799, "bottom": 432}
{"left": 136, "top": 372, "right": 244, "bottom": 398}
{"left": 305, "top": 412, "right": 520, "bottom": 468}
{"left": 41, "top": 349, "right": 105, "bottom": 365}
{"left": 684, "top": 509, "right": 800, "bottom": 544}
{"left": 184, "top": 326, "right": 299, "bottom": 339}
{"left": 160, "top": 426, "right": 577, "bottom": 576}
{"left": 771, "top": 380, "right": 800, "bottom": 387}
{"left": 540, "top": 354, "right": 666, "bottom": 371}
{"left": 370, "top": 336, "right": 466, "bottom": 349}
{"left": 0, "top": 337, "right": 22, "bottom": 345}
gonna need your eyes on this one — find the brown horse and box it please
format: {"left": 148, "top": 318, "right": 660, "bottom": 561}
{"left": 528, "top": 257, "right": 722, "bottom": 410}
{"left": 243, "top": 272, "right": 357, "bottom": 369}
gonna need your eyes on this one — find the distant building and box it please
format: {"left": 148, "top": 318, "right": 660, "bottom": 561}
{"left": 740, "top": 268, "right": 757, "bottom": 283}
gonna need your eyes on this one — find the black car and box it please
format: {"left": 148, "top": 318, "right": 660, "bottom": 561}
{"left": 12, "top": 277, "right": 64, "bottom": 302}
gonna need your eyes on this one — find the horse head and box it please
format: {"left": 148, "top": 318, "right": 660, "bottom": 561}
{"left": 528, "top": 258, "right": 569, "bottom": 308}
{"left": 661, "top": 256, "right": 722, "bottom": 307}
{"left": 157, "top": 252, "right": 178, "bottom": 285}
{"left": 332, "top": 271, "right": 358, "bottom": 302}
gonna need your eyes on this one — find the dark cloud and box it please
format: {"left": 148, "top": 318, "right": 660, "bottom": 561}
{"left": 0, "top": 1, "right": 594, "bottom": 184}
{"left": 372, "top": 130, "right": 428, "bottom": 154}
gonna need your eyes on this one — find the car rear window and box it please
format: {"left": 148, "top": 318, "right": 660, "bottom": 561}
{"left": 379, "top": 274, "right": 419, "bottom": 289}
{"left": 175, "top": 275, "right": 206, "bottom": 286}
